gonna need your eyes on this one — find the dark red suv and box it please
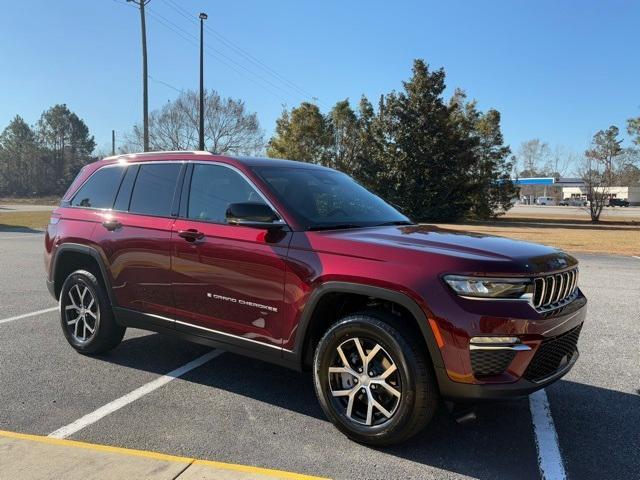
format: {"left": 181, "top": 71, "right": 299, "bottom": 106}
{"left": 45, "top": 152, "right": 587, "bottom": 445}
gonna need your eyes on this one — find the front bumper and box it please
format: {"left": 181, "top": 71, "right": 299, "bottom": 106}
{"left": 437, "top": 348, "right": 579, "bottom": 401}
{"left": 434, "top": 294, "right": 587, "bottom": 402}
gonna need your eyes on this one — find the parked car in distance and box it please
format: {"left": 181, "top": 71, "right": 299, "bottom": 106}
{"left": 559, "top": 198, "right": 587, "bottom": 207}
{"left": 44, "top": 152, "right": 587, "bottom": 445}
{"left": 607, "top": 198, "right": 629, "bottom": 207}
{"left": 535, "top": 196, "right": 556, "bottom": 206}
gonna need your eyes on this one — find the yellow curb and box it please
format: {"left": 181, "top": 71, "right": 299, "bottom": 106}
{"left": 0, "top": 430, "right": 330, "bottom": 480}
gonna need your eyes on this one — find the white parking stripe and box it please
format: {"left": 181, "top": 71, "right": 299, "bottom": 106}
{"left": 0, "top": 307, "right": 58, "bottom": 325}
{"left": 48, "top": 349, "right": 223, "bottom": 439}
{"left": 632, "top": 256, "right": 640, "bottom": 260}
{"left": 529, "top": 389, "right": 567, "bottom": 480}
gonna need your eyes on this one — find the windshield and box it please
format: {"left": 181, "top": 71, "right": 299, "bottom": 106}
{"left": 252, "top": 166, "right": 412, "bottom": 230}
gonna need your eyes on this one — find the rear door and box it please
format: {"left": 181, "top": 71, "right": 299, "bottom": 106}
{"left": 171, "top": 162, "right": 291, "bottom": 350}
{"left": 93, "top": 162, "right": 184, "bottom": 320}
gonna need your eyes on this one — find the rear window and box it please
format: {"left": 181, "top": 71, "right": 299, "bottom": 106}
{"left": 129, "top": 163, "right": 181, "bottom": 217}
{"left": 70, "top": 165, "right": 125, "bottom": 209}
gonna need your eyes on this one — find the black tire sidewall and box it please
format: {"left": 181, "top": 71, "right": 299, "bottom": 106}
{"left": 313, "top": 316, "right": 421, "bottom": 444}
{"left": 59, "top": 270, "right": 118, "bottom": 354}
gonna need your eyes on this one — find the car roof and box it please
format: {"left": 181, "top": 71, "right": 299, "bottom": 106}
{"left": 99, "top": 151, "right": 333, "bottom": 171}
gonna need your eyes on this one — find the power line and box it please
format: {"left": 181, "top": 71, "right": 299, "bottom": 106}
{"left": 143, "top": 8, "right": 293, "bottom": 104}
{"left": 160, "top": 0, "right": 327, "bottom": 108}
{"left": 145, "top": 7, "right": 305, "bottom": 103}
{"left": 148, "top": 74, "right": 183, "bottom": 94}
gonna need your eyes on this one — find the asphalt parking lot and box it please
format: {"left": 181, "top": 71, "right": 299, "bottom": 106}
{"left": 1, "top": 231, "right": 638, "bottom": 479}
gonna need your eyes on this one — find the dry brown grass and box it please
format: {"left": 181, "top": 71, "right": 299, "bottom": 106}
{"left": 503, "top": 212, "right": 640, "bottom": 225}
{"left": 0, "top": 211, "right": 51, "bottom": 231}
{"left": 434, "top": 223, "right": 640, "bottom": 256}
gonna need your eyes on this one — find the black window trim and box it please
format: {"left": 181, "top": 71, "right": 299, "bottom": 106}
{"left": 112, "top": 164, "right": 140, "bottom": 213}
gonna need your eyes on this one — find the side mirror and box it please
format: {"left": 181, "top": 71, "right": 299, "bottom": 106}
{"left": 226, "top": 202, "right": 283, "bottom": 230}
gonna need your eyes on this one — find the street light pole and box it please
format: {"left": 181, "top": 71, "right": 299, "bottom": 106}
{"left": 199, "top": 12, "right": 208, "bottom": 151}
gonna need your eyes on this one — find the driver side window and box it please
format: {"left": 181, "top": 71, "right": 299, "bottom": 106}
{"left": 187, "top": 164, "right": 265, "bottom": 223}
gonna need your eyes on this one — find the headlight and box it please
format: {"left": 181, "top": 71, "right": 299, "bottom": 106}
{"left": 444, "top": 275, "right": 533, "bottom": 299}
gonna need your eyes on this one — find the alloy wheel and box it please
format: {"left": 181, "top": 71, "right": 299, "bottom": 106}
{"left": 64, "top": 283, "right": 99, "bottom": 343}
{"left": 328, "top": 337, "right": 402, "bottom": 426}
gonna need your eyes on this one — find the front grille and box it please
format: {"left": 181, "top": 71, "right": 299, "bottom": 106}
{"left": 524, "top": 324, "right": 582, "bottom": 382}
{"left": 532, "top": 268, "right": 579, "bottom": 312}
{"left": 471, "top": 350, "right": 516, "bottom": 377}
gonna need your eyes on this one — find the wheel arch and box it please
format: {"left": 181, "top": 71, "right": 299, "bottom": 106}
{"left": 51, "top": 243, "right": 117, "bottom": 307}
{"left": 288, "top": 282, "right": 444, "bottom": 371}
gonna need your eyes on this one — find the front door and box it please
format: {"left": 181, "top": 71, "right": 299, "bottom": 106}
{"left": 171, "top": 163, "right": 291, "bottom": 350}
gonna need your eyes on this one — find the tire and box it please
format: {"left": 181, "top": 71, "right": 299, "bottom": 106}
{"left": 59, "top": 269, "right": 125, "bottom": 354}
{"left": 313, "top": 311, "right": 439, "bottom": 446}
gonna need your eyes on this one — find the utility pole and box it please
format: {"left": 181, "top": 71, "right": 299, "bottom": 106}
{"left": 112, "top": 130, "right": 116, "bottom": 156}
{"left": 198, "top": 13, "right": 208, "bottom": 151}
{"left": 128, "top": 0, "right": 150, "bottom": 152}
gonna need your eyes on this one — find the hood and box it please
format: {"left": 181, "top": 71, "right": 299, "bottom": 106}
{"left": 311, "top": 224, "right": 578, "bottom": 274}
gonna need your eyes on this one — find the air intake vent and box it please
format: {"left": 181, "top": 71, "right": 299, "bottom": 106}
{"left": 532, "top": 268, "right": 579, "bottom": 312}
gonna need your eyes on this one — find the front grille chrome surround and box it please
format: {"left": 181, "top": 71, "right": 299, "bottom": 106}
{"left": 532, "top": 268, "right": 579, "bottom": 312}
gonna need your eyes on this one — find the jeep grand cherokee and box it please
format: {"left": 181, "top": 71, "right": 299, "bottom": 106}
{"left": 45, "top": 151, "right": 587, "bottom": 445}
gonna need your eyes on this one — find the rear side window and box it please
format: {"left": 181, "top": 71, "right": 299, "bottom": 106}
{"left": 70, "top": 165, "right": 125, "bottom": 209}
{"left": 129, "top": 163, "right": 181, "bottom": 217}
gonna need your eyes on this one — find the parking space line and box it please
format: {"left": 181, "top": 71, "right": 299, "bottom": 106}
{"left": 0, "top": 429, "right": 329, "bottom": 480}
{"left": 0, "top": 307, "right": 58, "bottom": 325}
{"left": 632, "top": 256, "right": 640, "bottom": 260}
{"left": 529, "top": 389, "right": 566, "bottom": 480}
{"left": 48, "top": 349, "right": 224, "bottom": 439}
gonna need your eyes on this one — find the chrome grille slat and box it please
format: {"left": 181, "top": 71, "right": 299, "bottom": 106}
{"left": 533, "top": 268, "right": 579, "bottom": 312}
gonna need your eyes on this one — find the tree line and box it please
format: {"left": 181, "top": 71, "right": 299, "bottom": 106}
{"left": 3, "top": 57, "right": 638, "bottom": 222}
{"left": 0, "top": 105, "right": 95, "bottom": 196}
{"left": 267, "top": 59, "right": 517, "bottom": 221}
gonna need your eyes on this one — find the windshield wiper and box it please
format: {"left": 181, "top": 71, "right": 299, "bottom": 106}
{"left": 307, "top": 224, "right": 363, "bottom": 231}
{"left": 374, "top": 220, "right": 414, "bottom": 227}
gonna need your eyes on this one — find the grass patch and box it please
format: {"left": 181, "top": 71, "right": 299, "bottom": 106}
{"left": 0, "top": 196, "right": 60, "bottom": 206}
{"left": 0, "top": 211, "right": 51, "bottom": 232}
{"left": 434, "top": 223, "right": 640, "bottom": 256}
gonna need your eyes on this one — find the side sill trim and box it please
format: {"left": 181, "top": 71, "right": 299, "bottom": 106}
{"left": 144, "top": 313, "right": 290, "bottom": 352}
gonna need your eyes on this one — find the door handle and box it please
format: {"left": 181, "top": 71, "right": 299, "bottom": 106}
{"left": 178, "top": 229, "right": 205, "bottom": 242}
{"left": 102, "top": 220, "right": 122, "bottom": 231}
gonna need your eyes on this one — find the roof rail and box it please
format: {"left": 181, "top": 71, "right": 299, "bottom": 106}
{"left": 102, "top": 150, "right": 215, "bottom": 161}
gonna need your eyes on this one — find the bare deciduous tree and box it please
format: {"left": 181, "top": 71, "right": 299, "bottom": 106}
{"left": 124, "top": 89, "right": 264, "bottom": 155}
{"left": 578, "top": 155, "right": 612, "bottom": 222}
{"left": 517, "top": 139, "right": 550, "bottom": 176}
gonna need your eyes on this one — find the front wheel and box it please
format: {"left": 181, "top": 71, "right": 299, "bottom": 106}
{"left": 313, "top": 312, "right": 439, "bottom": 446}
{"left": 59, "top": 269, "right": 125, "bottom": 354}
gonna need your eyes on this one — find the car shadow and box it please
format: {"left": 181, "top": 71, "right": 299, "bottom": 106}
{"left": 97, "top": 332, "right": 638, "bottom": 479}
{"left": 101, "top": 332, "right": 541, "bottom": 479}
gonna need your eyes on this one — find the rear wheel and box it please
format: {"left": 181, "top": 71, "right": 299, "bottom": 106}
{"left": 59, "top": 270, "right": 125, "bottom": 354}
{"left": 313, "top": 311, "right": 439, "bottom": 446}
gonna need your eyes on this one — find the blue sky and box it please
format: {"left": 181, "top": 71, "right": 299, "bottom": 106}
{"left": 1, "top": 0, "right": 638, "bottom": 160}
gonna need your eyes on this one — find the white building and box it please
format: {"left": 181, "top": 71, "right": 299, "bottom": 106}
{"left": 562, "top": 186, "right": 640, "bottom": 205}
